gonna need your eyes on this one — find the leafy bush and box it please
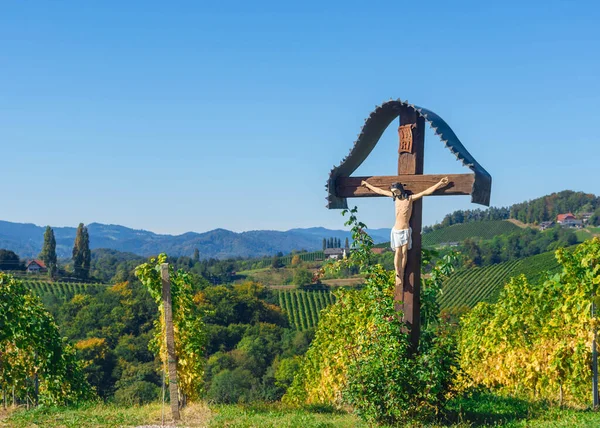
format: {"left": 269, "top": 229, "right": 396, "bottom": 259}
{"left": 0, "top": 273, "right": 93, "bottom": 405}
{"left": 208, "top": 368, "right": 257, "bottom": 403}
{"left": 459, "top": 238, "right": 600, "bottom": 405}
{"left": 284, "top": 208, "right": 459, "bottom": 425}
{"left": 113, "top": 380, "right": 160, "bottom": 405}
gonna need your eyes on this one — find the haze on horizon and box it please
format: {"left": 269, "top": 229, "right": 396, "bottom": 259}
{"left": 2, "top": 1, "right": 599, "bottom": 235}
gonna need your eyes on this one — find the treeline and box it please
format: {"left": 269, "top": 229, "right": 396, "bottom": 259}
{"left": 322, "top": 237, "right": 349, "bottom": 250}
{"left": 0, "top": 223, "right": 94, "bottom": 281}
{"left": 424, "top": 190, "right": 600, "bottom": 232}
{"left": 461, "top": 226, "right": 577, "bottom": 267}
{"left": 425, "top": 207, "right": 510, "bottom": 232}
{"left": 510, "top": 190, "right": 600, "bottom": 224}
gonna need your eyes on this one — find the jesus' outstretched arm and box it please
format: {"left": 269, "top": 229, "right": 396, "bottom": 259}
{"left": 410, "top": 177, "right": 449, "bottom": 200}
{"left": 361, "top": 181, "right": 394, "bottom": 197}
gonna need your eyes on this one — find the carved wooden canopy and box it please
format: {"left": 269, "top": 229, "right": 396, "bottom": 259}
{"left": 326, "top": 99, "right": 492, "bottom": 209}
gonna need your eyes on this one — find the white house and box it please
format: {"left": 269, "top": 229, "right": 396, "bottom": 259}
{"left": 26, "top": 260, "right": 47, "bottom": 273}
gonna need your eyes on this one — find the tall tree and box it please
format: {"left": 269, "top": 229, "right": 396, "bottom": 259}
{"left": 73, "top": 223, "right": 91, "bottom": 279}
{"left": 82, "top": 226, "right": 91, "bottom": 278}
{"left": 193, "top": 248, "right": 200, "bottom": 262}
{"left": 345, "top": 237, "right": 349, "bottom": 249}
{"left": 322, "top": 238, "right": 326, "bottom": 251}
{"left": 39, "top": 226, "right": 58, "bottom": 278}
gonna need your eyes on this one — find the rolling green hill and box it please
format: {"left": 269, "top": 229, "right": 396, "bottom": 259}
{"left": 422, "top": 220, "right": 520, "bottom": 247}
{"left": 439, "top": 250, "right": 562, "bottom": 309}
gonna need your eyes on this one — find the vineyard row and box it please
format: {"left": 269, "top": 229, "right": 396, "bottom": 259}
{"left": 277, "top": 289, "right": 335, "bottom": 331}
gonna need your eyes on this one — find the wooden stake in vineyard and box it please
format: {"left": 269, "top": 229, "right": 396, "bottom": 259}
{"left": 160, "top": 263, "right": 180, "bottom": 421}
{"left": 326, "top": 100, "right": 492, "bottom": 351}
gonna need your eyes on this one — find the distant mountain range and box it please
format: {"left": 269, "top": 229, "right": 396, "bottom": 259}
{"left": 0, "top": 221, "right": 390, "bottom": 259}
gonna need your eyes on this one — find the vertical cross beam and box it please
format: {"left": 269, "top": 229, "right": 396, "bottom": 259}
{"left": 396, "top": 108, "right": 425, "bottom": 351}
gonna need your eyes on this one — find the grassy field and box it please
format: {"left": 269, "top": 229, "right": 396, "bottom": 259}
{"left": 576, "top": 229, "right": 594, "bottom": 242}
{"left": 422, "top": 220, "right": 520, "bottom": 247}
{"left": 439, "top": 250, "right": 562, "bottom": 309}
{"left": 4, "top": 395, "right": 600, "bottom": 427}
{"left": 0, "top": 402, "right": 362, "bottom": 428}
{"left": 236, "top": 267, "right": 295, "bottom": 286}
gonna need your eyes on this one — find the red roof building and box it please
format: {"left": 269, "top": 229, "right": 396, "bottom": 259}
{"left": 557, "top": 213, "right": 576, "bottom": 223}
{"left": 26, "top": 259, "right": 47, "bottom": 273}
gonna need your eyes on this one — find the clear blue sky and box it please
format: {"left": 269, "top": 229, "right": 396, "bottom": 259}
{"left": 1, "top": 1, "right": 599, "bottom": 235}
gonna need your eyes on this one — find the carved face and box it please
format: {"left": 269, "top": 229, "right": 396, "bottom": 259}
{"left": 391, "top": 183, "right": 407, "bottom": 200}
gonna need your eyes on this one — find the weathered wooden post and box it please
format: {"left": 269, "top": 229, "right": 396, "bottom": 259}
{"left": 161, "top": 263, "right": 180, "bottom": 421}
{"left": 326, "top": 100, "right": 492, "bottom": 351}
{"left": 593, "top": 300, "right": 598, "bottom": 408}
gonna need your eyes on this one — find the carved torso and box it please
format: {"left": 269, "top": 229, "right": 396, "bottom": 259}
{"left": 393, "top": 196, "right": 413, "bottom": 230}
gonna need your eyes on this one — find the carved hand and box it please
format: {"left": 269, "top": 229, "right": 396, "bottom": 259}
{"left": 440, "top": 177, "right": 449, "bottom": 186}
{"left": 361, "top": 180, "right": 369, "bottom": 187}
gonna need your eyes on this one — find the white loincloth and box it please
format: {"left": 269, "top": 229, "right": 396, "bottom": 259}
{"left": 390, "top": 227, "right": 412, "bottom": 250}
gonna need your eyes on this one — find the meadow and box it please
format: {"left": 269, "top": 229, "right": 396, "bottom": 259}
{"left": 5, "top": 394, "right": 600, "bottom": 427}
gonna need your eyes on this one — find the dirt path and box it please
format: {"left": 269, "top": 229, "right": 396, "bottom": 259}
{"left": 507, "top": 218, "right": 528, "bottom": 228}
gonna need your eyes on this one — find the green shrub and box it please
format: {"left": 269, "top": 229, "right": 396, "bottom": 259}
{"left": 113, "top": 380, "right": 160, "bottom": 405}
{"left": 208, "top": 368, "right": 258, "bottom": 403}
{"left": 284, "top": 208, "right": 459, "bottom": 425}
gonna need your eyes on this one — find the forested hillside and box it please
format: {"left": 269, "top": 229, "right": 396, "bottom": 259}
{"left": 426, "top": 190, "right": 600, "bottom": 232}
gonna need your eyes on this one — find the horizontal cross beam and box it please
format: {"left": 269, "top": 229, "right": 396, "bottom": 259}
{"left": 335, "top": 173, "right": 474, "bottom": 198}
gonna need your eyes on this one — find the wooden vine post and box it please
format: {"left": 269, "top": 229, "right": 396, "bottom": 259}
{"left": 161, "top": 263, "right": 180, "bottom": 421}
{"left": 326, "top": 100, "right": 492, "bottom": 352}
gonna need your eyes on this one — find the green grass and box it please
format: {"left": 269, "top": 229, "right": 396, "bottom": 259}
{"left": 0, "top": 402, "right": 361, "bottom": 428}
{"left": 0, "top": 402, "right": 164, "bottom": 428}
{"left": 443, "top": 392, "right": 600, "bottom": 427}
{"left": 422, "top": 220, "right": 520, "bottom": 247}
{"left": 237, "top": 267, "right": 270, "bottom": 275}
{"left": 5, "top": 396, "right": 600, "bottom": 427}
{"left": 439, "top": 250, "right": 562, "bottom": 309}
{"left": 209, "top": 403, "right": 364, "bottom": 427}
{"left": 576, "top": 229, "right": 594, "bottom": 242}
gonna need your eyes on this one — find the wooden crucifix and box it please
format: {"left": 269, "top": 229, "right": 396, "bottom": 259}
{"left": 326, "top": 100, "right": 491, "bottom": 351}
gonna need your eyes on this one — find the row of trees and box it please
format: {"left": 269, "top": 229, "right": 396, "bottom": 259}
{"left": 39, "top": 223, "right": 91, "bottom": 279}
{"left": 12, "top": 223, "right": 91, "bottom": 280}
{"left": 322, "top": 237, "right": 349, "bottom": 250}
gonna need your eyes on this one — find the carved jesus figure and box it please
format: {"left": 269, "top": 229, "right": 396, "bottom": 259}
{"left": 361, "top": 177, "right": 449, "bottom": 285}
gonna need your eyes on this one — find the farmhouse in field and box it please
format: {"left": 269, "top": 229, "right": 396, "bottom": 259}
{"left": 26, "top": 259, "right": 47, "bottom": 273}
{"left": 557, "top": 213, "right": 583, "bottom": 228}
{"left": 324, "top": 248, "right": 347, "bottom": 259}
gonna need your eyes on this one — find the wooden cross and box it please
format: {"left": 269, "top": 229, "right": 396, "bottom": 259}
{"left": 326, "top": 100, "right": 491, "bottom": 351}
